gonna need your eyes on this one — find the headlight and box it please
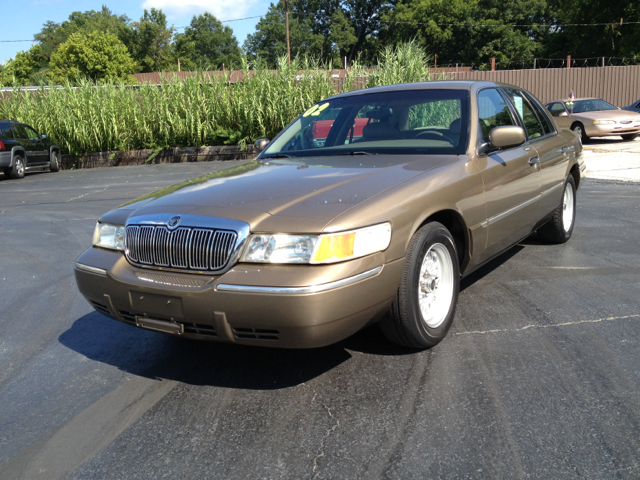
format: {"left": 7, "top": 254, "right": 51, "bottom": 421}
{"left": 242, "top": 234, "right": 318, "bottom": 263}
{"left": 93, "top": 222, "right": 125, "bottom": 251}
{"left": 240, "top": 223, "right": 392, "bottom": 264}
{"left": 593, "top": 120, "right": 616, "bottom": 125}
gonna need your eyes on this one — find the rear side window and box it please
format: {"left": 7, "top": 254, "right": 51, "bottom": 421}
{"left": 547, "top": 102, "right": 567, "bottom": 117}
{"left": 503, "top": 88, "right": 545, "bottom": 139}
{"left": 477, "top": 88, "right": 517, "bottom": 141}
{"left": 0, "top": 124, "right": 14, "bottom": 139}
{"left": 523, "top": 91, "right": 556, "bottom": 134}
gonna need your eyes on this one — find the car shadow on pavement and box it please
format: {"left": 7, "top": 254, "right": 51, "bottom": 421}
{"left": 460, "top": 243, "right": 525, "bottom": 292}
{"left": 59, "top": 311, "right": 412, "bottom": 390}
{"left": 59, "top": 241, "right": 532, "bottom": 390}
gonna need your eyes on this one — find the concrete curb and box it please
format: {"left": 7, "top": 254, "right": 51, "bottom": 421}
{"left": 60, "top": 145, "right": 257, "bottom": 170}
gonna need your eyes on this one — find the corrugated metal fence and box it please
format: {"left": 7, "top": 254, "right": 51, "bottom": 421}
{"left": 450, "top": 65, "right": 640, "bottom": 107}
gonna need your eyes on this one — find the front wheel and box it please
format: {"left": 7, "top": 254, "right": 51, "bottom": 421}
{"left": 380, "top": 222, "right": 460, "bottom": 349}
{"left": 621, "top": 133, "right": 638, "bottom": 141}
{"left": 537, "top": 175, "right": 576, "bottom": 244}
{"left": 571, "top": 123, "right": 588, "bottom": 143}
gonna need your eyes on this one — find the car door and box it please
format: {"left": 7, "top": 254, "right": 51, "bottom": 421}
{"left": 23, "top": 125, "right": 49, "bottom": 164}
{"left": 475, "top": 88, "right": 542, "bottom": 256}
{"left": 11, "top": 124, "right": 36, "bottom": 166}
{"left": 505, "top": 89, "right": 569, "bottom": 218}
{"left": 546, "top": 102, "right": 572, "bottom": 129}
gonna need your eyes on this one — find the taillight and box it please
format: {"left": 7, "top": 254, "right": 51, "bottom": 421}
{"left": 0, "top": 140, "right": 5, "bottom": 151}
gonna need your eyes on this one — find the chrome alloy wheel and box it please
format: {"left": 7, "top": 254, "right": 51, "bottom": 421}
{"left": 562, "top": 181, "right": 575, "bottom": 233}
{"left": 16, "top": 158, "right": 24, "bottom": 176}
{"left": 418, "top": 243, "right": 455, "bottom": 328}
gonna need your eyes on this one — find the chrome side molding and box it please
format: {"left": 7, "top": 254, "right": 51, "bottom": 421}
{"left": 216, "top": 266, "right": 383, "bottom": 295}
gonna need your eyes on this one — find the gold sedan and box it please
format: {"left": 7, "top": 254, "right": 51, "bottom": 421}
{"left": 545, "top": 98, "right": 640, "bottom": 142}
{"left": 75, "top": 81, "right": 584, "bottom": 349}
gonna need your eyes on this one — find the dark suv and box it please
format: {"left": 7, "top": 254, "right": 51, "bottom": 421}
{"left": 0, "top": 120, "right": 61, "bottom": 179}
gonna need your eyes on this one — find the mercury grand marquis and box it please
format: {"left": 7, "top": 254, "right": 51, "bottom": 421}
{"left": 74, "top": 81, "right": 585, "bottom": 349}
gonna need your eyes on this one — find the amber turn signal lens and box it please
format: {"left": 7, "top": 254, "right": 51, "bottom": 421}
{"left": 314, "top": 233, "right": 356, "bottom": 263}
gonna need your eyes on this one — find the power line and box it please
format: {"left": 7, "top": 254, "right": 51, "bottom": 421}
{"left": 2, "top": 13, "right": 639, "bottom": 43}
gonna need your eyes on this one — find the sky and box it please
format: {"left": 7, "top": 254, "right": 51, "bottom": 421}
{"left": 0, "top": 0, "right": 272, "bottom": 64}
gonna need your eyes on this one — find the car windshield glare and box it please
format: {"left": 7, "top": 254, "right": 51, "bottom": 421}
{"left": 262, "top": 89, "right": 469, "bottom": 158}
{"left": 567, "top": 99, "right": 617, "bottom": 114}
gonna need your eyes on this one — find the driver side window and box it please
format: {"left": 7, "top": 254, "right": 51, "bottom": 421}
{"left": 477, "top": 89, "right": 517, "bottom": 142}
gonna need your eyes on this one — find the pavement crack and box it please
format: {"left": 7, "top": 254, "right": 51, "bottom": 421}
{"left": 456, "top": 314, "right": 640, "bottom": 336}
{"left": 311, "top": 398, "right": 340, "bottom": 478}
{"left": 65, "top": 185, "right": 112, "bottom": 203}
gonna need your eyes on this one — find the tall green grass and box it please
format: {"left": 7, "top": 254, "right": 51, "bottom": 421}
{"left": 0, "top": 42, "right": 443, "bottom": 156}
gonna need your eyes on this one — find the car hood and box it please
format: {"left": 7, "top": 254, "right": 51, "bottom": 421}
{"left": 573, "top": 110, "right": 640, "bottom": 121}
{"left": 103, "top": 155, "right": 456, "bottom": 232}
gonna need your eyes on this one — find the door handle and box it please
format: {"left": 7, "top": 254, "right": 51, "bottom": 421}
{"left": 529, "top": 156, "right": 540, "bottom": 166}
{"left": 560, "top": 146, "right": 568, "bottom": 154}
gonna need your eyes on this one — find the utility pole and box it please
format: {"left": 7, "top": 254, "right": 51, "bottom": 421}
{"left": 285, "top": 0, "right": 291, "bottom": 65}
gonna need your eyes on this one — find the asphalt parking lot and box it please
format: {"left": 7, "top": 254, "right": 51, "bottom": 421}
{"left": 1, "top": 160, "right": 639, "bottom": 479}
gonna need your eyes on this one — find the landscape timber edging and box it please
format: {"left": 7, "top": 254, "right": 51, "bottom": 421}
{"left": 60, "top": 144, "right": 257, "bottom": 170}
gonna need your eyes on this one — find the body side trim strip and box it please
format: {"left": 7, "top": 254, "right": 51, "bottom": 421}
{"left": 541, "top": 182, "right": 563, "bottom": 197}
{"left": 75, "top": 262, "right": 108, "bottom": 276}
{"left": 216, "top": 266, "right": 382, "bottom": 295}
{"left": 481, "top": 194, "right": 541, "bottom": 228}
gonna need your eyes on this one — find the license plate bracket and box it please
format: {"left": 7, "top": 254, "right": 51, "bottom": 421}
{"left": 136, "top": 316, "right": 184, "bottom": 335}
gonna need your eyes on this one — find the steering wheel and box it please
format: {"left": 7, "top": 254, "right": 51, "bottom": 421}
{"left": 414, "top": 130, "right": 454, "bottom": 144}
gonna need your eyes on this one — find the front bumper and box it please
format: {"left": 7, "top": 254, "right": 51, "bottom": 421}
{"left": 585, "top": 123, "right": 640, "bottom": 137}
{"left": 74, "top": 247, "right": 403, "bottom": 348}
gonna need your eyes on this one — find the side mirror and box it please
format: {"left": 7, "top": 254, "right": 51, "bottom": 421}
{"left": 558, "top": 112, "right": 568, "bottom": 117}
{"left": 254, "top": 138, "right": 270, "bottom": 152}
{"left": 488, "top": 126, "right": 526, "bottom": 149}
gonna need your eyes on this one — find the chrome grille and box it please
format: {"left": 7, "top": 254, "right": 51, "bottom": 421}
{"left": 125, "top": 225, "right": 237, "bottom": 272}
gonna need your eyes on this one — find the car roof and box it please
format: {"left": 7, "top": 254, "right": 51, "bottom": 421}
{"left": 324, "top": 80, "right": 521, "bottom": 101}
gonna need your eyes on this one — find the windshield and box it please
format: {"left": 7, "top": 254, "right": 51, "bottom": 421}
{"left": 262, "top": 89, "right": 469, "bottom": 158}
{"left": 567, "top": 99, "right": 617, "bottom": 114}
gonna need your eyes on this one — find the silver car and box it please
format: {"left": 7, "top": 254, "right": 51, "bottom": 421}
{"left": 545, "top": 98, "right": 640, "bottom": 142}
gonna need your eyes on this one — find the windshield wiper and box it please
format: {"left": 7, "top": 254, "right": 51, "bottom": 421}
{"left": 334, "top": 151, "right": 376, "bottom": 156}
{"left": 260, "top": 153, "right": 293, "bottom": 159}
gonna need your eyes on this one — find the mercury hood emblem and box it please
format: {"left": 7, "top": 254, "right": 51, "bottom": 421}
{"left": 168, "top": 216, "right": 181, "bottom": 228}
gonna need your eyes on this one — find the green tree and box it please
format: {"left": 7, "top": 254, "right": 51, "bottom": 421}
{"left": 290, "top": 0, "right": 391, "bottom": 64}
{"left": 1, "top": 45, "right": 43, "bottom": 86}
{"left": 244, "top": 2, "right": 325, "bottom": 67}
{"left": 34, "top": 7, "right": 132, "bottom": 70}
{"left": 380, "top": 0, "right": 550, "bottom": 66}
{"left": 173, "top": 13, "right": 243, "bottom": 70}
{"left": 127, "top": 9, "right": 176, "bottom": 72}
{"left": 48, "top": 31, "right": 136, "bottom": 84}
{"left": 328, "top": 9, "right": 358, "bottom": 66}
{"left": 543, "top": 0, "right": 640, "bottom": 59}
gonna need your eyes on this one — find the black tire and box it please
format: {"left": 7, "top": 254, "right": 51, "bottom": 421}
{"left": 537, "top": 175, "right": 577, "bottom": 244}
{"left": 8, "top": 155, "right": 25, "bottom": 179}
{"left": 571, "top": 123, "right": 588, "bottom": 143}
{"left": 50, "top": 150, "right": 60, "bottom": 172}
{"left": 380, "top": 222, "right": 460, "bottom": 349}
{"left": 621, "top": 133, "right": 638, "bottom": 141}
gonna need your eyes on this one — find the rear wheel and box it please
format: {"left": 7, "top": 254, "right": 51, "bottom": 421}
{"left": 571, "top": 123, "right": 588, "bottom": 143}
{"left": 621, "top": 133, "right": 638, "bottom": 141}
{"left": 50, "top": 150, "right": 60, "bottom": 172}
{"left": 8, "top": 155, "right": 25, "bottom": 179}
{"left": 537, "top": 175, "right": 576, "bottom": 244}
{"left": 380, "top": 222, "right": 460, "bottom": 349}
